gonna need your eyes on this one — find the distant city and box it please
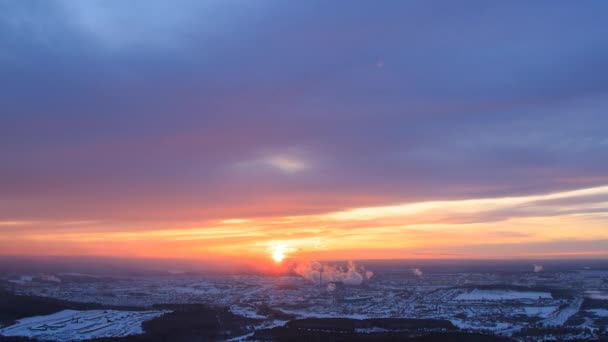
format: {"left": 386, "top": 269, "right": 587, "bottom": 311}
{"left": 1, "top": 259, "right": 607, "bottom": 341}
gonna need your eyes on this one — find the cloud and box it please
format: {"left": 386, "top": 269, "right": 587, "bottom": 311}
{"left": 1, "top": 1, "right": 608, "bottom": 260}
{"left": 327, "top": 185, "right": 608, "bottom": 223}
{"left": 2, "top": 184, "right": 607, "bottom": 259}
{"left": 233, "top": 153, "right": 311, "bottom": 175}
{"left": 54, "top": 0, "right": 264, "bottom": 51}
{"left": 265, "top": 155, "right": 310, "bottom": 173}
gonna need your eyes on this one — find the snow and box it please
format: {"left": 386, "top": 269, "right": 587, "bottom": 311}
{"left": 8, "top": 275, "right": 34, "bottom": 285}
{"left": 450, "top": 319, "right": 511, "bottom": 332}
{"left": 278, "top": 308, "right": 370, "bottom": 320}
{"left": 455, "top": 289, "right": 552, "bottom": 301}
{"left": 541, "top": 297, "right": 583, "bottom": 327}
{"left": 226, "top": 331, "right": 255, "bottom": 341}
{"left": 39, "top": 274, "right": 62, "bottom": 283}
{"left": 588, "top": 309, "right": 608, "bottom": 317}
{"left": 523, "top": 306, "right": 558, "bottom": 317}
{"left": 355, "top": 327, "right": 388, "bottom": 333}
{"left": 0, "top": 309, "right": 168, "bottom": 341}
{"left": 586, "top": 291, "right": 608, "bottom": 300}
{"left": 230, "top": 305, "right": 266, "bottom": 319}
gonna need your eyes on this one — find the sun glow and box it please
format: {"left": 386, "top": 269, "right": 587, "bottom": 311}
{"left": 3, "top": 184, "right": 608, "bottom": 260}
{"left": 272, "top": 244, "right": 287, "bottom": 263}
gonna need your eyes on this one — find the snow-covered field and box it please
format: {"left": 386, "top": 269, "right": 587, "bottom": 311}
{"left": 588, "top": 309, "right": 608, "bottom": 317}
{"left": 454, "top": 289, "right": 552, "bottom": 301}
{"left": 586, "top": 290, "right": 608, "bottom": 300}
{"left": 523, "top": 306, "right": 558, "bottom": 317}
{"left": 450, "top": 319, "right": 512, "bottom": 332}
{"left": 3, "top": 265, "right": 605, "bottom": 341}
{"left": 455, "top": 289, "right": 552, "bottom": 301}
{"left": 0, "top": 309, "right": 168, "bottom": 341}
{"left": 541, "top": 297, "right": 583, "bottom": 327}
{"left": 230, "top": 305, "right": 267, "bottom": 319}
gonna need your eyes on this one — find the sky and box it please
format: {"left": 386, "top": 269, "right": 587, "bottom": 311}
{"left": 1, "top": 1, "right": 608, "bottom": 266}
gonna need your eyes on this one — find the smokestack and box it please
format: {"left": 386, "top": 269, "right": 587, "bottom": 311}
{"left": 319, "top": 268, "right": 323, "bottom": 287}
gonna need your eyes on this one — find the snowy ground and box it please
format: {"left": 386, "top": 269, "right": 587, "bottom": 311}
{"left": 450, "top": 319, "right": 512, "bottom": 332}
{"left": 541, "top": 297, "right": 583, "bottom": 327}
{"left": 523, "top": 306, "right": 558, "bottom": 317}
{"left": 454, "top": 289, "right": 552, "bottom": 301}
{"left": 0, "top": 309, "right": 168, "bottom": 341}
{"left": 586, "top": 290, "right": 608, "bottom": 300}
{"left": 3, "top": 267, "right": 606, "bottom": 340}
{"left": 230, "top": 305, "right": 267, "bottom": 319}
{"left": 588, "top": 309, "right": 608, "bottom": 317}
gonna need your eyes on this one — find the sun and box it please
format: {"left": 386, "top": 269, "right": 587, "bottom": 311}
{"left": 271, "top": 244, "right": 286, "bottom": 263}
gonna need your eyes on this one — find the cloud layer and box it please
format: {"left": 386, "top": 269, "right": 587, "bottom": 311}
{"left": 1, "top": 1, "right": 607, "bottom": 260}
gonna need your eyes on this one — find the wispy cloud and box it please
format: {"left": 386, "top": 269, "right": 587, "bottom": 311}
{"left": 2, "top": 185, "right": 606, "bottom": 260}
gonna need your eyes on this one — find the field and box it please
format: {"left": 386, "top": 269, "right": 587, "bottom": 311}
{"left": 454, "top": 289, "right": 552, "bottom": 301}
{"left": 0, "top": 310, "right": 167, "bottom": 341}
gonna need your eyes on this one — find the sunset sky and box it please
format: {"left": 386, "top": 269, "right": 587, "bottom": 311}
{"left": 1, "top": 1, "right": 608, "bottom": 265}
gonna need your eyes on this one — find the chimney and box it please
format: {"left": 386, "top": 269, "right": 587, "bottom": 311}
{"left": 319, "top": 268, "right": 323, "bottom": 287}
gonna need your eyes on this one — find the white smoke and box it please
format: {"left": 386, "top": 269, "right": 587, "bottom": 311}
{"left": 38, "top": 274, "right": 61, "bottom": 283}
{"left": 293, "top": 261, "right": 373, "bottom": 286}
{"left": 533, "top": 264, "right": 544, "bottom": 273}
{"left": 412, "top": 268, "right": 423, "bottom": 277}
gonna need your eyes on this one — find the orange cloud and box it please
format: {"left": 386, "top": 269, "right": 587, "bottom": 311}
{"left": 1, "top": 185, "right": 607, "bottom": 263}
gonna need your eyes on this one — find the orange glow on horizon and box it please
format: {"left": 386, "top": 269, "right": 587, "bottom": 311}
{"left": 1, "top": 184, "right": 608, "bottom": 261}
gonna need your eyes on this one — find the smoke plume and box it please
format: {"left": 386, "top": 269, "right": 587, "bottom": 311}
{"left": 412, "top": 268, "right": 423, "bottom": 277}
{"left": 293, "top": 261, "right": 373, "bottom": 286}
{"left": 533, "top": 264, "right": 544, "bottom": 273}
